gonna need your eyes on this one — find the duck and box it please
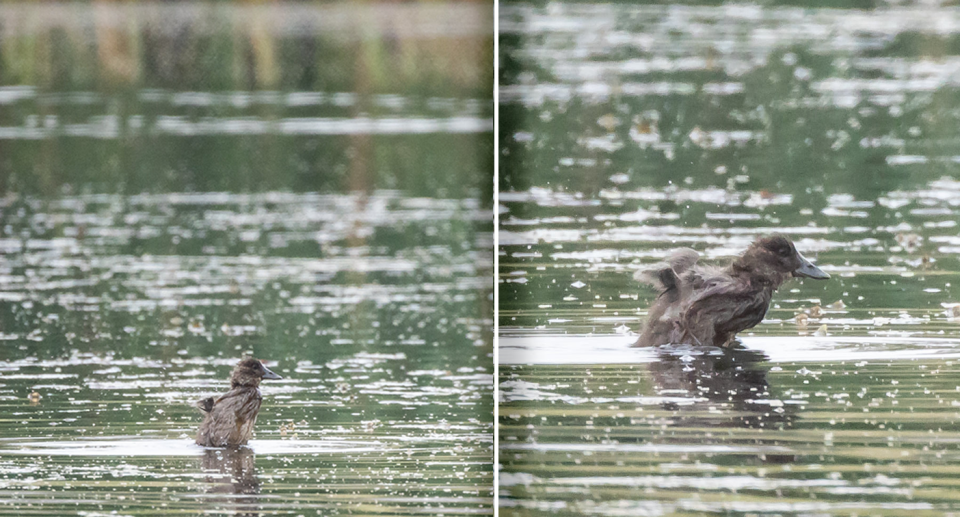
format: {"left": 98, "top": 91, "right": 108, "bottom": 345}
{"left": 195, "top": 358, "right": 283, "bottom": 447}
{"left": 633, "top": 235, "right": 829, "bottom": 347}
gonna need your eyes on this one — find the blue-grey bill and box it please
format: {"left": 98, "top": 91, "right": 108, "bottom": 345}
{"left": 262, "top": 365, "right": 283, "bottom": 380}
{"left": 794, "top": 253, "right": 830, "bottom": 279}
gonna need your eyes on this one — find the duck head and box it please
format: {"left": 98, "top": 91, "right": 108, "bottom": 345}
{"left": 230, "top": 357, "right": 283, "bottom": 388}
{"left": 736, "top": 235, "right": 830, "bottom": 282}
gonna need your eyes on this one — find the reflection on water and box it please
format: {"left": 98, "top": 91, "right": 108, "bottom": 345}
{"left": 0, "top": 1, "right": 493, "bottom": 515}
{"left": 0, "top": 319, "right": 493, "bottom": 514}
{"left": 500, "top": 1, "right": 960, "bottom": 515}
{"left": 202, "top": 448, "right": 260, "bottom": 517}
{"left": 500, "top": 349, "right": 960, "bottom": 515}
{"left": 648, "top": 344, "right": 796, "bottom": 431}
{"left": 0, "top": 2, "right": 493, "bottom": 198}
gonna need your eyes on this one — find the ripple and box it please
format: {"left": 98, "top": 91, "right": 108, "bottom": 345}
{"left": 0, "top": 438, "right": 382, "bottom": 457}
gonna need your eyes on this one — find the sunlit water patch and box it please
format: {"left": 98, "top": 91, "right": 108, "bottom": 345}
{"left": 0, "top": 438, "right": 379, "bottom": 456}
{"left": 499, "top": 335, "right": 960, "bottom": 366}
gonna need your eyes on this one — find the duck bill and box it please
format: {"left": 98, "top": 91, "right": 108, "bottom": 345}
{"left": 793, "top": 252, "right": 830, "bottom": 279}
{"left": 261, "top": 365, "right": 283, "bottom": 380}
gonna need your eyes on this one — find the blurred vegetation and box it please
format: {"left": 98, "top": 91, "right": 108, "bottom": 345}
{"left": 0, "top": 2, "right": 494, "bottom": 200}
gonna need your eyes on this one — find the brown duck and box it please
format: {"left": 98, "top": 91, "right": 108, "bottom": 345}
{"left": 634, "top": 236, "right": 830, "bottom": 347}
{"left": 195, "top": 358, "right": 282, "bottom": 447}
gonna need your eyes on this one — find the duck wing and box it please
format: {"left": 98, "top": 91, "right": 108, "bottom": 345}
{"left": 195, "top": 387, "right": 264, "bottom": 447}
{"left": 632, "top": 248, "right": 703, "bottom": 347}
{"left": 195, "top": 388, "right": 261, "bottom": 418}
{"left": 196, "top": 397, "right": 216, "bottom": 413}
{"left": 635, "top": 248, "right": 700, "bottom": 292}
{"left": 679, "top": 276, "right": 771, "bottom": 346}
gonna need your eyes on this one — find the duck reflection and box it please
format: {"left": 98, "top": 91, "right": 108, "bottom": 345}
{"left": 648, "top": 343, "right": 799, "bottom": 456}
{"left": 200, "top": 447, "right": 261, "bottom": 516}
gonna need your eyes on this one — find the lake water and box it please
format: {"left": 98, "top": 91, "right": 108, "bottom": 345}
{"left": 0, "top": 3, "right": 493, "bottom": 516}
{"left": 499, "top": 2, "right": 960, "bottom": 515}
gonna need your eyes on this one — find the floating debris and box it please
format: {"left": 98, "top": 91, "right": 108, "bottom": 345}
{"left": 895, "top": 232, "right": 922, "bottom": 252}
{"left": 633, "top": 120, "right": 657, "bottom": 135}
{"left": 597, "top": 113, "right": 619, "bottom": 132}
{"left": 689, "top": 126, "right": 707, "bottom": 146}
{"left": 279, "top": 421, "right": 298, "bottom": 438}
{"left": 944, "top": 303, "right": 960, "bottom": 319}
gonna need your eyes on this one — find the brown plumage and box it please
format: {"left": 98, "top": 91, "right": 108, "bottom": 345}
{"left": 633, "top": 236, "right": 830, "bottom": 347}
{"left": 195, "top": 358, "right": 283, "bottom": 447}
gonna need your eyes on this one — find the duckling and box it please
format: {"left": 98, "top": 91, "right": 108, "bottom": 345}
{"left": 634, "top": 236, "right": 830, "bottom": 347}
{"left": 195, "top": 358, "right": 282, "bottom": 447}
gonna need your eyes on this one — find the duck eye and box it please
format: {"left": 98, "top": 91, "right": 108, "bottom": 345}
{"left": 764, "top": 239, "right": 793, "bottom": 257}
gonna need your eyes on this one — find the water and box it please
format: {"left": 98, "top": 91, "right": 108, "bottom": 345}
{"left": 0, "top": 3, "right": 493, "bottom": 516}
{"left": 1, "top": 341, "right": 492, "bottom": 515}
{"left": 501, "top": 354, "right": 960, "bottom": 515}
{"left": 500, "top": 2, "right": 960, "bottom": 515}
{"left": 0, "top": 2, "right": 493, "bottom": 198}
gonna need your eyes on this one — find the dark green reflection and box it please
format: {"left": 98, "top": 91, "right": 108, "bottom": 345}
{"left": 0, "top": 2, "right": 493, "bottom": 516}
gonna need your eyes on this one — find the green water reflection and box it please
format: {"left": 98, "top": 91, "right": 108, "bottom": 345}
{"left": 500, "top": 2, "right": 960, "bottom": 514}
{"left": 0, "top": 2, "right": 493, "bottom": 199}
{"left": 0, "top": 2, "right": 493, "bottom": 516}
{"left": 501, "top": 354, "right": 960, "bottom": 516}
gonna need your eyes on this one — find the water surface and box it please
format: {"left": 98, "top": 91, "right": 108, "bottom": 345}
{"left": 0, "top": 2, "right": 494, "bottom": 515}
{"left": 500, "top": 2, "right": 960, "bottom": 515}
